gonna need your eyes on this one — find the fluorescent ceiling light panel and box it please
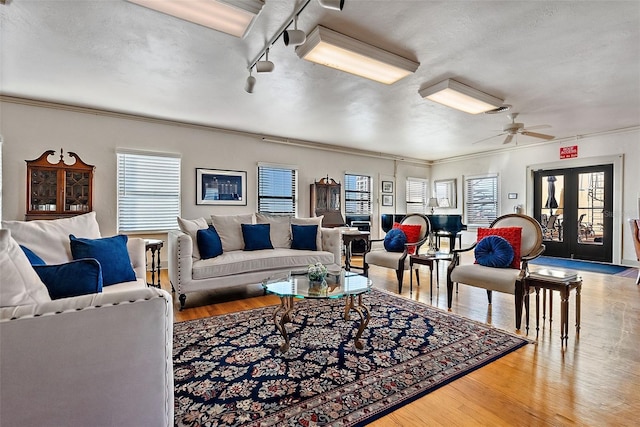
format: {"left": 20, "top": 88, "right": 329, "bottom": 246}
{"left": 296, "top": 26, "right": 419, "bottom": 85}
{"left": 418, "top": 79, "right": 504, "bottom": 114}
{"left": 127, "top": 0, "right": 264, "bottom": 38}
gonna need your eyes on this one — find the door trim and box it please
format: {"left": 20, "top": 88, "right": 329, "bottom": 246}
{"left": 526, "top": 154, "right": 624, "bottom": 264}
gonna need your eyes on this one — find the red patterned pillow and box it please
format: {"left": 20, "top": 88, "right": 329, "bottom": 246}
{"left": 476, "top": 227, "right": 522, "bottom": 269}
{"left": 393, "top": 222, "right": 422, "bottom": 254}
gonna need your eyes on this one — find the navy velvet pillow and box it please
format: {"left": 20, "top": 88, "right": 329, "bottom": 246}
{"left": 241, "top": 223, "right": 274, "bottom": 251}
{"left": 34, "top": 259, "right": 103, "bottom": 300}
{"left": 384, "top": 228, "right": 407, "bottom": 252}
{"left": 69, "top": 234, "right": 136, "bottom": 286}
{"left": 291, "top": 224, "right": 318, "bottom": 251}
{"left": 197, "top": 226, "right": 224, "bottom": 259}
{"left": 474, "top": 235, "right": 515, "bottom": 268}
{"left": 20, "top": 245, "right": 46, "bottom": 266}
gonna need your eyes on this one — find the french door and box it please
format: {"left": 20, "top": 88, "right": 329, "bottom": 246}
{"left": 533, "top": 164, "right": 613, "bottom": 262}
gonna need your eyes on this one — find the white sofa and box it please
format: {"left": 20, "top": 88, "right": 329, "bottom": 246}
{"left": 0, "top": 213, "right": 174, "bottom": 426}
{"left": 169, "top": 214, "right": 342, "bottom": 309}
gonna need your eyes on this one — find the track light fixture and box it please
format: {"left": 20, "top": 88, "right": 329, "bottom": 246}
{"left": 245, "top": 70, "right": 256, "bottom": 93}
{"left": 318, "top": 0, "right": 344, "bottom": 11}
{"left": 256, "top": 48, "right": 275, "bottom": 73}
{"left": 283, "top": 16, "right": 306, "bottom": 47}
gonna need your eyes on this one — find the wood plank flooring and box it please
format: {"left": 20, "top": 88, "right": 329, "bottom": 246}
{"left": 158, "top": 252, "right": 640, "bottom": 426}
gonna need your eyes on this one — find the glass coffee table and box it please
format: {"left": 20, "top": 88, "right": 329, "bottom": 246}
{"left": 262, "top": 270, "right": 372, "bottom": 353}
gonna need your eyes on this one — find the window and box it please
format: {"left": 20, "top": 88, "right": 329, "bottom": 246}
{"left": 258, "top": 163, "right": 298, "bottom": 215}
{"left": 344, "top": 173, "right": 372, "bottom": 214}
{"left": 464, "top": 174, "right": 498, "bottom": 227}
{"left": 406, "top": 177, "right": 428, "bottom": 213}
{"left": 116, "top": 150, "right": 181, "bottom": 233}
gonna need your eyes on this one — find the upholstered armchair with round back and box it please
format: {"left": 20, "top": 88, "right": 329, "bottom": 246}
{"left": 446, "top": 214, "right": 545, "bottom": 330}
{"left": 364, "top": 214, "right": 431, "bottom": 293}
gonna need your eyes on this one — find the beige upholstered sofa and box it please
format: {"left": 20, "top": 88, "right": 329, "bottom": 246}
{"left": 169, "top": 213, "right": 342, "bottom": 309}
{"left": 0, "top": 213, "right": 174, "bottom": 426}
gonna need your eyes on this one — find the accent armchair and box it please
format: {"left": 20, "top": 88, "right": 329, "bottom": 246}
{"left": 630, "top": 219, "right": 640, "bottom": 285}
{"left": 364, "top": 213, "right": 431, "bottom": 293}
{"left": 446, "top": 213, "right": 545, "bottom": 330}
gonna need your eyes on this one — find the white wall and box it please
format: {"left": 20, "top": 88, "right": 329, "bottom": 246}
{"left": 430, "top": 129, "right": 640, "bottom": 265}
{"left": 0, "top": 101, "right": 429, "bottom": 241}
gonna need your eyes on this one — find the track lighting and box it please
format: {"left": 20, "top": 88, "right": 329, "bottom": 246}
{"left": 283, "top": 16, "right": 306, "bottom": 47}
{"left": 256, "top": 48, "right": 275, "bottom": 72}
{"left": 245, "top": 70, "right": 256, "bottom": 93}
{"left": 318, "top": 0, "right": 344, "bottom": 11}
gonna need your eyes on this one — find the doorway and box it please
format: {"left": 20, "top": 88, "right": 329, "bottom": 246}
{"left": 533, "top": 164, "right": 613, "bottom": 262}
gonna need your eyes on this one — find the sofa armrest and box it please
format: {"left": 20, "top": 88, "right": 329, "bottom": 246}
{"left": 0, "top": 288, "right": 174, "bottom": 427}
{"left": 320, "top": 227, "right": 342, "bottom": 265}
{"left": 168, "top": 229, "right": 193, "bottom": 293}
{"left": 127, "top": 236, "right": 147, "bottom": 281}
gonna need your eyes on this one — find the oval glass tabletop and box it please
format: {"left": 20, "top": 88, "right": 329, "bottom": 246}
{"left": 262, "top": 269, "right": 372, "bottom": 299}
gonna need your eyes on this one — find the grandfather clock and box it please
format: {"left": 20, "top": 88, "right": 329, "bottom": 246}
{"left": 310, "top": 176, "right": 344, "bottom": 227}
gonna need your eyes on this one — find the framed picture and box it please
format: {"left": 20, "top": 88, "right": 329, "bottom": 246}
{"left": 196, "top": 168, "right": 247, "bottom": 205}
{"left": 434, "top": 178, "right": 457, "bottom": 208}
{"left": 382, "top": 181, "right": 393, "bottom": 193}
{"left": 382, "top": 194, "right": 393, "bottom": 206}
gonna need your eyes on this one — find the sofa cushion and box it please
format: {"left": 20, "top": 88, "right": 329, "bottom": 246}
{"left": 20, "top": 245, "right": 46, "bottom": 266}
{"left": 69, "top": 234, "right": 136, "bottom": 286}
{"left": 177, "top": 217, "right": 209, "bottom": 260}
{"left": 393, "top": 222, "right": 421, "bottom": 255}
{"left": 211, "top": 214, "right": 254, "bottom": 252}
{"left": 34, "top": 259, "right": 103, "bottom": 300}
{"left": 242, "top": 223, "right": 274, "bottom": 251}
{"left": 384, "top": 228, "right": 407, "bottom": 252}
{"left": 291, "top": 216, "right": 323, "bottom": 250}
{"left": 474, "top": 235, "right": 514, "bottom": 268}
{"left": 2, "top": 212, "right": 101, "bottom": 265}
{"left": 197, "top": 226, "right": 223, "bottom": 260}
{"left": 0, "top": 229, "right": 51, "bottom": 307}
{"left": 291, "top": 224, "right": 318, "bottom": 251}
{"left": 255, "top": 213, "right": 291, "bottom": 248}
{"left": 191, "top": 248, "right": 336, "bottom": 280}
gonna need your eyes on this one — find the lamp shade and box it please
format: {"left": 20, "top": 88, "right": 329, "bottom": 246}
{"left": 427, "top": 198, "right": 439, "bottom": 208}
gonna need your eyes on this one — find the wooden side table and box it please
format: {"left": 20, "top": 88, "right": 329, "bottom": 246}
{"left": 409, "top": 252, "right": 453, "bottom": 299}
{"left": 342, "top": 231, "right": 370, "bottom": 272}
{"left": 144, "top": 239, "right": 164, "bottom": 288}
{"left": 525, "top": 275, "right": 582, "bottom": 345}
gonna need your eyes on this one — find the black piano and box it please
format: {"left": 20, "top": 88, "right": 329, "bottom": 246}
{"left": 381, "top": 214, "right": 466, "bottom": 250}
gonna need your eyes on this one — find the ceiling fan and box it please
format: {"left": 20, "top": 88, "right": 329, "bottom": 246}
{"left": 473, "top": 113, "right": 555, "bottom": 145}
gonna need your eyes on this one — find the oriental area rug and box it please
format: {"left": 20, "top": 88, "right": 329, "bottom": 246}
{"left": 173, "top": 289, "right": 528, "bottom": 427}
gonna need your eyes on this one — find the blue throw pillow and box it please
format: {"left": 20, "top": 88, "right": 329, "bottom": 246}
{"left": 197, "top": 226, "right": 224, "bottom": 259}
{"left": 20, "top": 245, "right": 46, "bottom": 266}
{"left": 34, "top": 259, "right": 103, "bottom": 300}
{"left": 69, "top": 234, "right": 136, "bottom": 286}
{"left": 241, "top": 223, "right": 274, "bottom": 251}
{"left": 384, "top": 228, "right": 407, "bottom": 252}
{"left": 474, "top": 235, "right": 515, "bottom": 268}
{"left": 291, "top": 224, "right": 318, "bottom": 251}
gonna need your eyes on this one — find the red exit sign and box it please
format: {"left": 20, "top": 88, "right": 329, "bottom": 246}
{"left": 560, "top": 145, "right": 578, "bottom": 159}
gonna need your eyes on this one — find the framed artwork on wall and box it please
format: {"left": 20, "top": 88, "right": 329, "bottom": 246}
{"left": 196, "top": 168, "right": 247, "bottom": 205}
{"left": 382, "top": 181, "right": 393, "bottom": 193}
{"left": 382, "top": 194, "right": 393, "bottom": 206}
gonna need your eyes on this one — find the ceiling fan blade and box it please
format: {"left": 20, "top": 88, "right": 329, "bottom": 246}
{"left": 503, "top": 134, "right": 514, "bottom": 144}
{"left": 472, "top": 132, "right": 506, "bottom": 145}
{"left": 522, "top": 124, "right": 551, "bottom": 131}
{"left": 521, "top": 131, "right": 555, "bottom": 140}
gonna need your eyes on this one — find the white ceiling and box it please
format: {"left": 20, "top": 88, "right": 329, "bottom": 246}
{"left": 1, "top": 1, "right": 639, "bottom": 161}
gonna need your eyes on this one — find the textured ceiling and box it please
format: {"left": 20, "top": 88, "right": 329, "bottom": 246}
{"left": 1, "top": 1, "right": 639, "bottom": 161}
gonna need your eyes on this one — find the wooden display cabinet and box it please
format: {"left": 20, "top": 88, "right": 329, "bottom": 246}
{"left": 310, "top": 176, "right": 344, "bottom": 227}
{"left": 26, "top": 149, "right": 94, "bottom": 220}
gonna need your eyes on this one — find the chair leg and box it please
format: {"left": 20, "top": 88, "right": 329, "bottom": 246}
{"left": 486, "top": 290, "right": 492, "bottom": 304}
{"left": 363, "top": 261, "right": 369, "bottom": 277}
{"left": 415, "top": 268, "right": 420, "bottom": 287}
{"left": 396, "top": 269, "right": 404, "bottom": 293}
{"left": 514, "top": 280, "right": 524, "bottom": 330}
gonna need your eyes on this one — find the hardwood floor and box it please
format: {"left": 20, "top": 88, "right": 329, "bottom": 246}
{"left": 158, "top": 252, "right": 640, "bottom": 426}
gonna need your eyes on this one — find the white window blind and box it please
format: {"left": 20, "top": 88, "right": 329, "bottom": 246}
{"left": 464, "top": 174, "right": 498, "bottom": 227}
{"left": 258, "top": 164, "right": 297, "bottom": 215}
{"left": 117, "top": 151, "right": 181, "bottom": 233}
{"left": 406, "top": 178, "right": 428, "bottom": 213}
{"left": 345, "top": 173, "right": 372, "bottom": 214}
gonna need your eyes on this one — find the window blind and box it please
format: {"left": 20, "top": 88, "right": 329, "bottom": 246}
{"left": 345, "top": 173, "right": 372, "bottom": 214}
{"left": 258, "top": 164, "right": 297, "bottom": 215}
{"left": 116, "top": 151, "right": 181, "bottom": 233}
{"left": 406, "top": 178, "right": 428, "bottom": 213}
{"left": 464, "top": 174, "right": 498, "bottom": 227}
